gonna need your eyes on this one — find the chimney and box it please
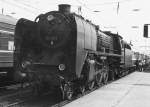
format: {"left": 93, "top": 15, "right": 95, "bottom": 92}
{"left": 58, "top": 4, "right": 71, "bottom": 14}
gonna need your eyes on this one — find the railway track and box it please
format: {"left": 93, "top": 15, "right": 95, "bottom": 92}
{"left": 0, "top": 82, "right": 33, "bottom": 107}
{"left": 0, "top": 90, "right": 34, "bottom": 107}
{"left": 0, "top": 83, "right": 60, "bottom": 107}
{"left": 0, "top": 72, "right": 133, "bottom": 107}
{"left": 0, "top": 80, "right": 114, "bottom": 107}
{"left": 2, "top": 98, "right": 28, "bottom": 107}
{"left": 0, "top": 90, "right": 61, "bottom": 107}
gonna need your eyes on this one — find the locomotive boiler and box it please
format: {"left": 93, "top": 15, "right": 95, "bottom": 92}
{"left": 14, "top": 4, "right": 132, "bottom": 100}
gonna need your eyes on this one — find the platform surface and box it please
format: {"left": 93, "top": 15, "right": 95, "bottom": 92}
{"left": 64, "top": 72, "right": 150, "bottom": 107}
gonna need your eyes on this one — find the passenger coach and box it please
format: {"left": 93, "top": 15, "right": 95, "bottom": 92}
{"left": 0, "top": 14, "right": 17, "bottom": 81}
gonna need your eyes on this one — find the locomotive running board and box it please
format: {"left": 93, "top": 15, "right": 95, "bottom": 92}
{"left": 85, "top": 49, "right": 122, "bottom": 57}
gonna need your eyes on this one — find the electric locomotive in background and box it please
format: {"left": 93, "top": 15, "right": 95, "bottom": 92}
{"left": 0, "top": 14, "right": 17, "bottom": 82}
{"left": 14, "top": 4, "right": 135, "bottom": 100}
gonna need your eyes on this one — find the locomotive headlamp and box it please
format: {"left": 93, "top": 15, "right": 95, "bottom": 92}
{"left": 21, "top": 73, "right": 27, "bottom": 77}
{"left": 58, "top": 64, "right": 66, "bottom": 71}
{"left": 89, "top": 60, "right": 95, "bottom": 64}
{"left": 22, "top": 61, "right": 31, "bottom": 68}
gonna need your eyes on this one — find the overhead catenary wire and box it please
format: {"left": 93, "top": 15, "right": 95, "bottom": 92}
{"left": 81, "top": 0, "right": 131, "bottom": 6}
{"left": 0, "top": 0, "right": 39, "bottom": 15}
{"left": 75, "top": 0, "right": 113, "bottom": 29}
{"left": 75, "top": 0, "right": 93, "bottom": 12}
{"left": 74, "top": 0, "right": 133, "bottom": 32}
{"left": 12, "top": 0, "right": 45, "bottom": 13}
{"left": 75, "top": 0, "right": 133, "bottom": 16}
{"left": 1, "top": 0, "right": 130, "bottom": 30}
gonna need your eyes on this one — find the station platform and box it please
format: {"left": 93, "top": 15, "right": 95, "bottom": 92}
{"left": 64, "top": 71, "right": 150, "bottom": 107}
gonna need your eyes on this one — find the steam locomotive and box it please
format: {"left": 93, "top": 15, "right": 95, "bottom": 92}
{"left": 14, "top": 4, "right": 135, "bottom": 99}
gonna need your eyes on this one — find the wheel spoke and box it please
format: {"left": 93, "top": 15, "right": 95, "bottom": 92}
{"left": 63, "top": 83, "right": 73, "bottom": 100}
{"left": 60, "top": 84, "right": 65, "bottom": 100}
{"left": 88, "top": 81, "right": 95, "bottom": 90}
{"left": 66, "top": 90, "right": 73, "bottom": 100}
{"left": 103, "top": 71, "right": 108, "bottom": 84}
{"left": 96, "top": 73, "right": 103, "bottom": 86}
{"left": 80, "top": 85, "right": 85, "bottom": 94}
{"left": 111, "top": 71, "right": 115, "bottom": 81}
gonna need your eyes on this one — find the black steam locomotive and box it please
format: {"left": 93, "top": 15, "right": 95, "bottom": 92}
{"left": 14, "top": 4, "right": 134, "bottom": 99}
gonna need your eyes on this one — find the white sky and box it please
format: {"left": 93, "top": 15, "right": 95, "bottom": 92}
{"left": 1, "top": 0, "right": 150, "bottom": 54}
